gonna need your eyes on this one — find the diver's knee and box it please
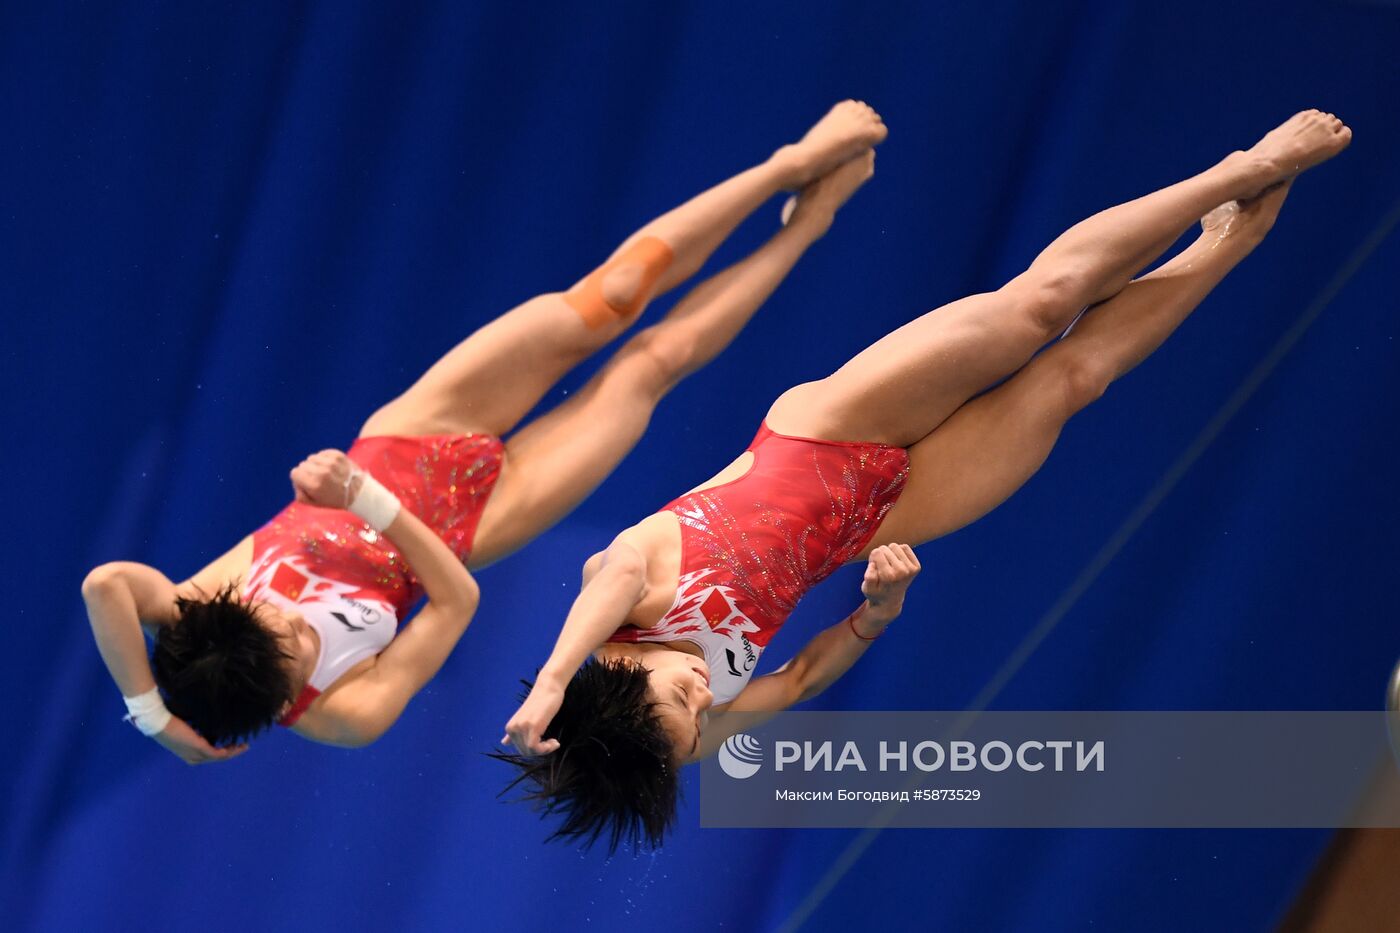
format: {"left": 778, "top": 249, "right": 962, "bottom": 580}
{"left": 565, "top": 237, "right": 675, "bottom": 329}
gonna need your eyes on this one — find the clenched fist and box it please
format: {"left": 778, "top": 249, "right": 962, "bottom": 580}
{"left": 290, "top": 449, "right": 361, "bottom": 509}
{"left": 859, "top": 543, "right": 920, "bottom": 622}
{"left": 501, "top": 678, "right": 566, "bottom": 757}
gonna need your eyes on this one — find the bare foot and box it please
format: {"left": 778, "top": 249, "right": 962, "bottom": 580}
{"left": 783, "top": 150, "right": 876, "bottom": 235}
{"left": 1246, "top": 110, "right": 1351, "bottom": 186}
{"left": 775, "top": 100, "right": 887, "bottom": 188}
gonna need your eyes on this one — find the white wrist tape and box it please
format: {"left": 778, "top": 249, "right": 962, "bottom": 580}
{"left": 348, "top": 469, "right": 401, "bottom": 532}
{"left": 123, "top": 687, "right": 172, "bottom": 737}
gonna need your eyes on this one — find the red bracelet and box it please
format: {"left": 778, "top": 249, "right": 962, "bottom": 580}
{"left": 847, "top": 611, "right": 881, "bottom": 642}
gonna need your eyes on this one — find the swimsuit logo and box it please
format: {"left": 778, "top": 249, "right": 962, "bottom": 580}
{"left": 343, "top": 596, "right": 382, "bottom": 625}
{"left": 329, "top": 611, "right": 364, "bottom": 632}
{"left": 718, "top": 733, "right": 763, "bottom": 779}
{"left": 329, "top": 601, "right": 384, "bottom": 631}
{"left": 724, "top": 635, "right": 758, "bottom": 677}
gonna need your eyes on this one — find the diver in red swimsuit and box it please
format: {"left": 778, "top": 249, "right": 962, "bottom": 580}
{"left": 81, "top": 101, "right": 890, "bottom": 764}
{"left": 605, "top": 423, "right": 909, "bottom": 710}
{"left": 499, "top": 110, "right": 1351, "bottom": 851}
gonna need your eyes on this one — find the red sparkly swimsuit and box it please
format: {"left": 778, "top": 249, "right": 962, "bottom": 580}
{"left": 608, "top": 423, "right": 909, "bottom": 704}
{"left": 242, "top": 434, "right": 503, "bottom": 725}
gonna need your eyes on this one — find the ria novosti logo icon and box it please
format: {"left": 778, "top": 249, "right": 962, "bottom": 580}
{"left": 718, "top": 733, "right": 763, "bottom": 779}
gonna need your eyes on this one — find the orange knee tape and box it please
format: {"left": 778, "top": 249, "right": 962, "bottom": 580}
{"left": 564, "top": 236, "right": 674, "bottom": 329}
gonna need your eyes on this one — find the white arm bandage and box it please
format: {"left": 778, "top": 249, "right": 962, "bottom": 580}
{"left": 123, "top": 687, "right": 173, "bottom": 737}
{"left": 348, "top": 469, "right": 402, "bottom": 533}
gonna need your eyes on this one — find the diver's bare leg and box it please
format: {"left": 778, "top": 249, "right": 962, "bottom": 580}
{"left": 471, "top": 155, "right": 877, "bottom": 565}
{"left": 867, "top": 183, "right": 1288, "bottom": 551}
{"left": 768, "top": 111, "right": 1349, "bottom": 447}
{"left": 361, "top": 102, "right": 887, "bottom": 439}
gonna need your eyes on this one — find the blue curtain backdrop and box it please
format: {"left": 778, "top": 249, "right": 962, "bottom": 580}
{"left": 4, "top": 2, "right": 1398, "bottom": 931}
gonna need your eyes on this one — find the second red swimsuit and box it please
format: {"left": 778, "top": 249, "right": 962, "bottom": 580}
{"left": 608, "top": 422, "right": 909, "bottom": 704}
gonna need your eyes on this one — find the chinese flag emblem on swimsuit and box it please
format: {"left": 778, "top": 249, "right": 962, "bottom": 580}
{"left": 700, "top": 589, "right": 730, "bottom": 628}
{"left": 270, "top": 563, "right": 310, "bottom": 602}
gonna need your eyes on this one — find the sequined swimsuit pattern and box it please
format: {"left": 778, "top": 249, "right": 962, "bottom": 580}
{"left": 608, "top": 423, "right": 908, "bottom": 704}
{"left": 242, "top": 433, "right": 503, "bottom": 724}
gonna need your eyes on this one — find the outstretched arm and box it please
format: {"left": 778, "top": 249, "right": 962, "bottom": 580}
{"left": 501, "top": 538, "right": 647, "bottom": 755}
{"left": 692, "top": 544, "right": 921, "bottom": 761}
{"left": 286, "top": 451, "right": 481, "bottom": 746}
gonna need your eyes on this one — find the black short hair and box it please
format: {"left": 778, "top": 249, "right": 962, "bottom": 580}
{"left": 491, "top": 658, "right": 680, "bottom": 853}
{"left": 151, "top": 584, "right": 296, "bottom": 747}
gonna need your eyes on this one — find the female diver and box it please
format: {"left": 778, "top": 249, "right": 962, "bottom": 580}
{"left": 82, "top": 101, "right": 889, "bottom": 763}
{"left": 498, "top": 110, "right": 1351, "bottom": 850}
